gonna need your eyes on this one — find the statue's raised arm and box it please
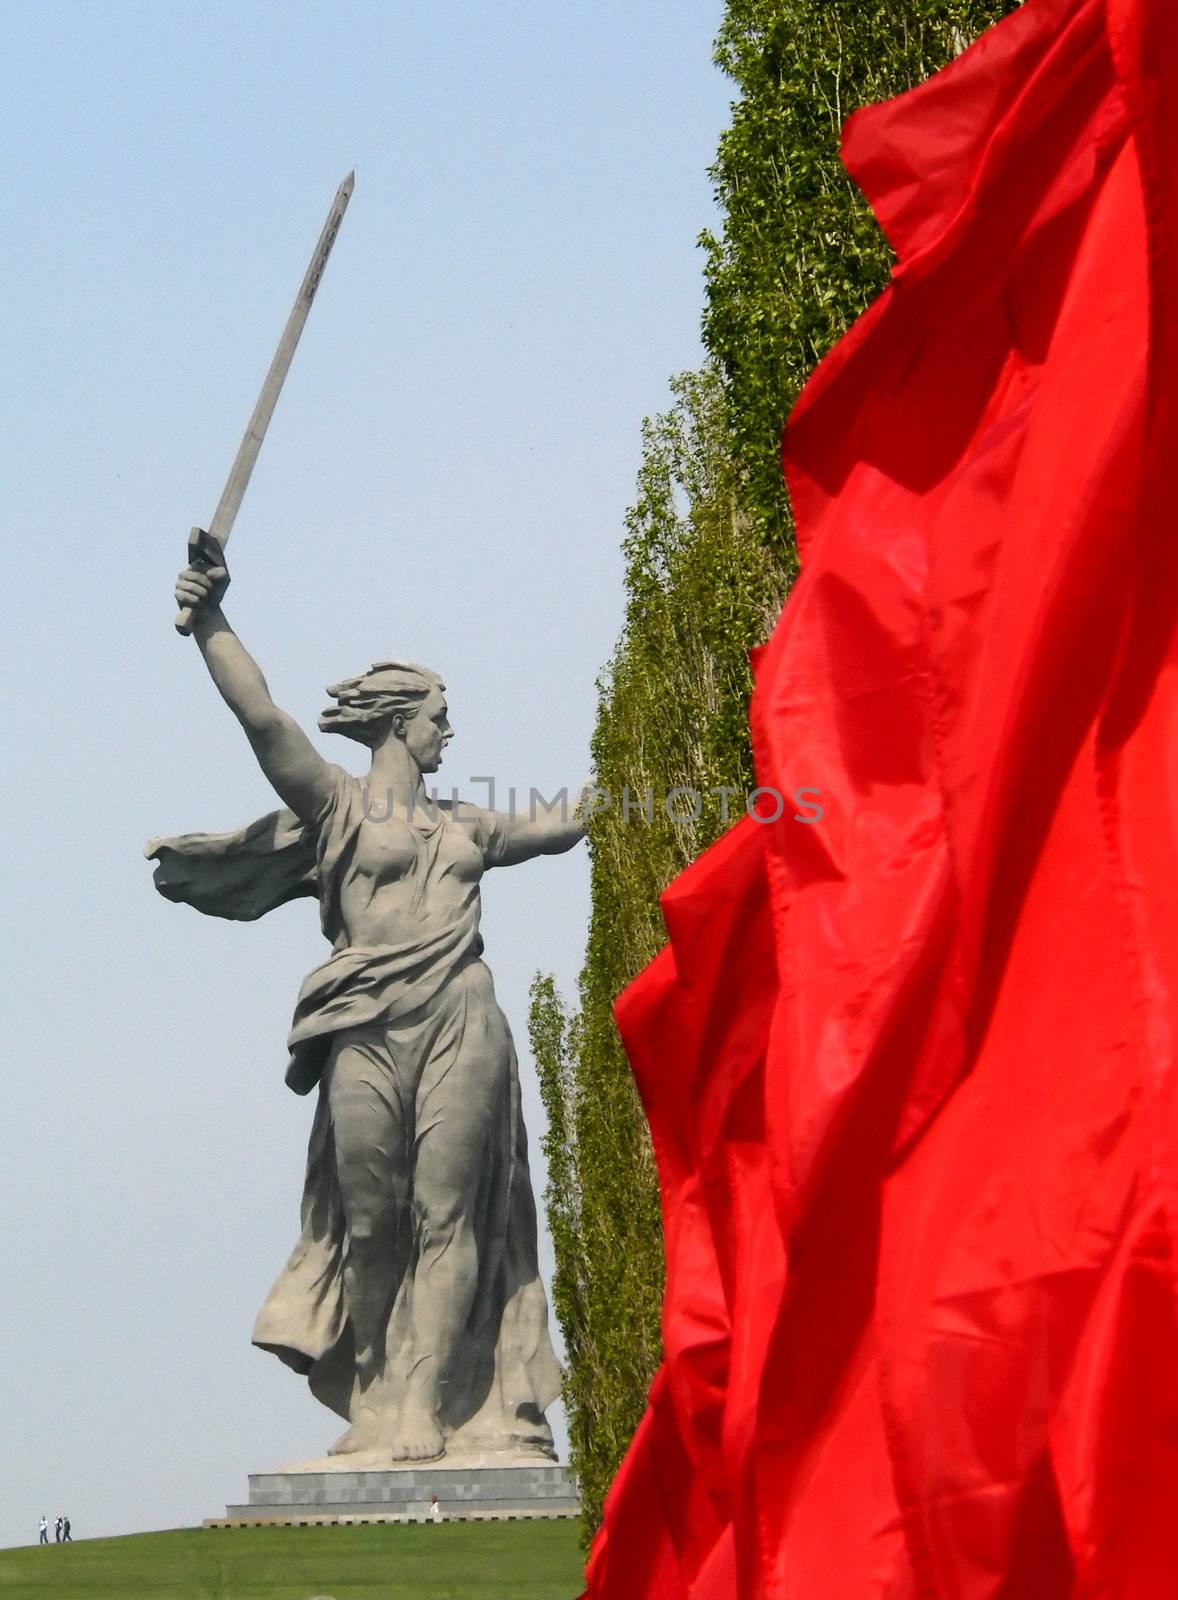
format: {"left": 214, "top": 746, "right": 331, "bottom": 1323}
{"left": 176, "top": 557, "right": 334, "bottom": 824}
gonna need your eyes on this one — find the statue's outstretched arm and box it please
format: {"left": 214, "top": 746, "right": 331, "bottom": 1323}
{"left": 174, "top": 558, "right": 335, "bottom": 825}
{"left": 479, "top": 782, "right": 589, "bottom": 867}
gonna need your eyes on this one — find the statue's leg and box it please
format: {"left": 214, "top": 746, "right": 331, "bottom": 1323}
{"left": 390, "top": 990, "right": 509, "bottom": 1461}
{"left": 325, "top": 1026, "right": 411, "bottom": 1454}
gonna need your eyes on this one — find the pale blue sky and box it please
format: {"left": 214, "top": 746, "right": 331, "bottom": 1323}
{"left": 0, "top": 0, "right": 729, "bottom": 1546}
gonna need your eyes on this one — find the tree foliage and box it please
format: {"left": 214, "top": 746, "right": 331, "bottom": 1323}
{"left": 532, "top": 0, "right": 1019, "bottom": 1541}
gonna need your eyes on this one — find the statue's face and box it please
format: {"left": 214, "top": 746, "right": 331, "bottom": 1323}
{"left": 402, "top": 685, "right": 452, "bottom": 773}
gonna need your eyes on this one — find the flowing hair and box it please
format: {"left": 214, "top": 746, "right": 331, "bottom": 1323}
{"left": 318, "top": 659, "right": 444, "bottom": 747}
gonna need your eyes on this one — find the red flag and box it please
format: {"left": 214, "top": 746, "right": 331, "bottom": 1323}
{"left": 583, "top": 0, "right": 1178, "bottom": 1594}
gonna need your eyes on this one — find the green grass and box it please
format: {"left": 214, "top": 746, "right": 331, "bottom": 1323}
{"left": 0, "top": 1522, "right": 585, "bottom": 1600}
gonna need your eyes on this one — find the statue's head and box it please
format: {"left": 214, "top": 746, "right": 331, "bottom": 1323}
{"left": 319, "top": 660, "right": 451, "bottom": 771}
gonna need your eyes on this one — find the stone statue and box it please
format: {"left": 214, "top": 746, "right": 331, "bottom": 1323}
{"left": 147, "top": 556, "right": 585, "bottom": 1464}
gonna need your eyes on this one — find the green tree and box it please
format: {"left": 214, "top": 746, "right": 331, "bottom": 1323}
{"left": 534, "top": 0, "right": 1019, "bottom": 1540}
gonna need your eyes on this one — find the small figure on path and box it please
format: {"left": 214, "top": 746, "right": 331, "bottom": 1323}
{"left": 62, "top": 1516, "right": 72, "bottom": 1543}
{"left": 430, "top": 1493, "right": 444, "bottom": 1523}
{"left": 53, "top": 1516, "right": 62, "bottom": 1543}
{"left": 38, "top": 1516, "right": 48, "bottom": 1546}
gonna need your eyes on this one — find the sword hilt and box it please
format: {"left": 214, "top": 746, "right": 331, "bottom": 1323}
{"left": 175, "top": 527, "right": 228, "bottom": 637}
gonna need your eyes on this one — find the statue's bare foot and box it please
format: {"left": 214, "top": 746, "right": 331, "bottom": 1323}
{"left": 505, "top": 1406, "right": 557, "bottom": 1459}
{"left": 511, "top": 1433, "right": 557, "bottom": 1460}
{"left": 390, "top": 1399, "right": 445, "bottom": 1462}
{"left": 328, "top": 1405, "right": 382, "bottom": 1456}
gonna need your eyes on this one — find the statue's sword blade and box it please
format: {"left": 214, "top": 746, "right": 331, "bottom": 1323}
{"left": 176, "top": 170, "right": 355, "bottom": 634}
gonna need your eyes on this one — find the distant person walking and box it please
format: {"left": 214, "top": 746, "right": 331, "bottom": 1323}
{"left": 62, "top": 1516, "right": 72, "bottom": 1542}
{"left": 430, "top": 1493, "right": 443, "bottom": 1523}
{"left": 38, "top": 1516, "right": 48, "bottom": 1545}
{"left": 54, "top": 1516, "right": 62, "bottom": 1543}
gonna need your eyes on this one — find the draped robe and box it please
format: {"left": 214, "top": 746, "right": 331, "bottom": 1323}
{"left": 147, "top": 765, "right": 561, "bottom": 1452}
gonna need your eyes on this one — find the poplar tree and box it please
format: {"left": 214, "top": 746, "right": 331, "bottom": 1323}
{"left": 533, "top": 0, "right": 1019, "bottom": 1539}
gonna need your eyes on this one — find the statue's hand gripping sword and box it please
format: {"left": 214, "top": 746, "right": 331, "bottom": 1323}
{"left": 175, "top": 171, "right": 355, "bottom": 635}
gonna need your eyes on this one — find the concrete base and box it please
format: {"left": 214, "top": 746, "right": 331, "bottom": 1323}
{"left": 209, "top": 1462, "right": 579, "bottom": 1526}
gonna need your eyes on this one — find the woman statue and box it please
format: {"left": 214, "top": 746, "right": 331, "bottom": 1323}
{"left": 148, "top": 554, "right": 585, "bottom": 1464}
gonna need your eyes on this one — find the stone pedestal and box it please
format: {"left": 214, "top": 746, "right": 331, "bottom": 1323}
{"left": 209, "top": 1457, "right": 579, "bottom": 1526}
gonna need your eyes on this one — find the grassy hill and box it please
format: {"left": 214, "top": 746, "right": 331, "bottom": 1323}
{"left": 0, "top": 1521, "right": 584, "bottom": 1600}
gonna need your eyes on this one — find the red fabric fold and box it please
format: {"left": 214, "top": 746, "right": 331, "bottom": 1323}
{"left": 582, "top": 0, "right": 1178, "bottom": 1595}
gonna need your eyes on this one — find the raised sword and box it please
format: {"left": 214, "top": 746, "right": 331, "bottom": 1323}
{"left": 175, "top": 170, "right": 355, "bottom": 635}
